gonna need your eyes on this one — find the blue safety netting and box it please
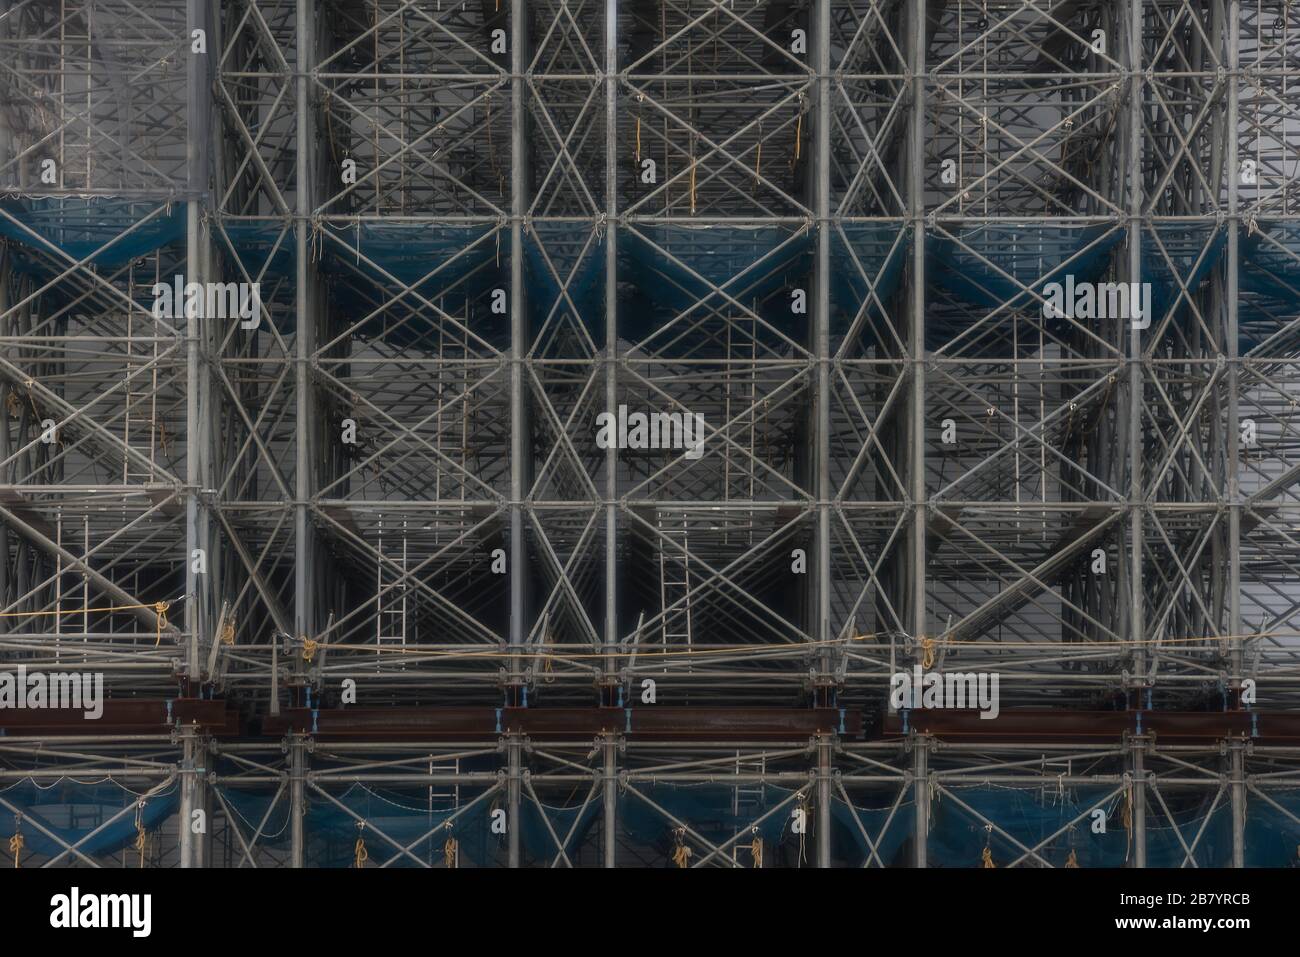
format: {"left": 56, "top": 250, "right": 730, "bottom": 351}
{"left": 1143, "top": 221, "right": 1229, "bottom": 321}
{"left": 617, "top": 783, "right": 804, "bottom": 864}
{"left": 830, "top": 223, "right": 909, "bottom": 346}
{"left": 620, "top": 225, "right": 812, "bottom": 348}
{"left": 1242, "top": 790, "right": 1300, "bottom": 867}
{"left": 830, "top": 792, "right": 913, "bottom": 866}
{"left": 928, "top": 223, "right": 1122, "bottom": 353}
{"left": 302, "top": 782, "right": 494, "bottom": 868}
{"left": 0, "top": 779, "right": 177, "bottom": 859}
{"left": 925, "top": 785, "right": 1243, "bottom": 868}
{"left": 219, "top": 781, "right": 603, "bottom": 867}
{"left": 1240, "top": 220, "right": 1300, "bottom": 356}
{"left": 0, "top": 198, "right": 184, "bottom": 273}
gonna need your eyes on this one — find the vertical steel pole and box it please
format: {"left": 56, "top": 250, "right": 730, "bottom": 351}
{"left": 908, "top": 0, "right": 929, "bottom": 645}
{"left": 603, "top": 0, "right": 619, "bottom": 859}
{"left": 1132, "top": 738, "right": 1147, "bottom": 867}
{"left": 509, "top": 0, "right": 528, "bottom": 700}
{"left": 1125, "top": 0, "right": 1145, "bottom": 686}
{"left": 185, "top": 0, "right": 212, "bottom": 683}
{"left": 178, "top": 726, "right": 196, "bottom": 868}
{"left": 507, "top": 734, "right": 521, "bottom": 867}
{"left": 603, "top": 734, "right": 617, "bottom": 867}
{"left": 913, "top": 736, "right": 929, "bottom": 868}
{"left": 813, "top": 0, "right": 831, "bottom": 682}
{"left": 816, "top": 735, "right": 832, "bottom": 868}
{"left": 294, "top": 0, "right": 316, "bottom": 672}
{"left": 290, "top": 735, "right": 306, "bottom": 868}
{"left": 1226, "top": 0, "right": 1247, "bottom": 868}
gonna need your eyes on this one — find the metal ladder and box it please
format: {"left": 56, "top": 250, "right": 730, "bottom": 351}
{"left": 658, "top": 509, "right": 694, "bottom": 660}
{"left": 730, "top": 750, "right": 767, "bottom": 866}
{"left": 428, "top": 757, "right": 461, "bottom": 867}
{"left": 375, "top": 517, "right": 408, "bottom": 669}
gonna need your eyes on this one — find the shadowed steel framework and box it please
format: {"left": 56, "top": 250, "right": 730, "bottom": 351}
{"left": 0, "top": 0, "right": 1299, "bottom": 868}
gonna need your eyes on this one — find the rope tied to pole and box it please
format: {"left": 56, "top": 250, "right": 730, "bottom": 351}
{"left": 444, "top": 835, "right": 458, "bottom": 869}
{"left": 919, "top": 636, "right": 936, "bottom": 669}
{"left": 671, "top": 827, "right": 691, "bottom": 868}
{"left": 134, "top": 801, "right": 148, "bottom": 868}
{"left": 1065, "top": 848, "right": 1079, "bottom": 868}
{"left": 8, "top": 831, "right": 22, "bottom": 868}
{"left": 301, "top": 636, "right": 318, "bottom": 663}
{"left": 220, "top": 617, "right": 236, "bottom": 646}
{"left": 152, "top": 600, "right": 170, "bottom": 647}
{"left": 981, "top": 824, "right": 995, "bottom": 867}
{"left": 750, "top": 831, "right": 763, "bottom": 869}
{"left": 354, "top": 823, "right": 368, "bottom": 868}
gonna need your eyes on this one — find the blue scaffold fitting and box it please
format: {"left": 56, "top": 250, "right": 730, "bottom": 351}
{"left": 838, "top": 708, "right": 846, "bottom": 735}
{"left": 311, "top": 709, "right": 319, "bottom": 735}
{"left": 165, "top": 699, "right": 173, "bottom": 723}
{"left": 522, "top": 687, "right": 528, "bottom": 707}
{"left": 1251, "top": 712, "right": 1259, "bottom": 738}
{"left": 901, "top": 709, "right": 910, "bottom": 735}
{"left": 1136, "top": 711, "right": 1143, "bottom": 735}
{"left": 494, "top": 708, "right": 502, "bottom": 734}
{"left": 625, "top": 708, "right": 632, "bottom": 733}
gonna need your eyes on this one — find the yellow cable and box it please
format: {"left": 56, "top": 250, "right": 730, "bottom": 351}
{"left": 8, "top": 832, "right": 22, "bottom": 868}
{"left": 444, "top": 836, "right": 458, "bottom": 869}
{"left": 981, "top": 846, "right": 995, "bottom": 868}
{"left": 750, "top": 834, "right": 763, "bottom": 869}
{"left": 134, "top": 824, "right": 148, "bottom": 868}
{"left": 302, "top": 637, "right": 319, "bottom": 663}
{"left": 354, "top": 835, "right": 368, "bottom": 868}
{"left": 153, "top": 600, "right": 169, "bottom": 647}
{"left": 919, "top": 637, "right": 936, "bottom": 669}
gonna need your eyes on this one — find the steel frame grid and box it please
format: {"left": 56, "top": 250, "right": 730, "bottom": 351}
{"left": 0, "top": 0, "right": 1298, "bottom": 868}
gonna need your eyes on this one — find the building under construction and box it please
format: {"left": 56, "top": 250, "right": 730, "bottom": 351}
{"left": 0, "top": 0, "right": 1298, "bottom": 868}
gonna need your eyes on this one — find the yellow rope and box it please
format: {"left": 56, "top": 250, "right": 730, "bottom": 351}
{"left": 981, "top": 846, "right": 995, "bottom": 868}
{"left": 635, "top": 114, "right": 641, "bottom": 164}
{"left": 134, "top": 824, "right": 148, "bottom": 868}
{"left": 301, "top": 636, "right": 318, "bottom": 663}
{"left": 1065, "top": 848, "right": 1079, "bottom": 868}
{"left": 0, "top": 600, "right": 175, "bottom": 619}
{"left": 220, "top": 618, "right": 236, "bottom": 646}
{"left": 354, "top": 835, "right": 368, "bottom": 868}
{"left": 919, "top": 637, "right": 936, "bottom": 669}
{"left": 444, "top": 836, "right": 458, "bottom": 869}
{"left": 672, "top": 827, "right": 691, "bottom": 868}
{"left": 750, "top": 834, "right": 763, "bottom": 869}
{"left": 8, "top": 832, "right": 22, "bottom": 868}
{"left": 152, "top": 600, "right": 169, "bottom": 647}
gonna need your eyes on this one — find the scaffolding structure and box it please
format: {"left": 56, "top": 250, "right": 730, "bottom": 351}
{"left": 1, "top": 0, "right": 1299, "bottom": 868}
